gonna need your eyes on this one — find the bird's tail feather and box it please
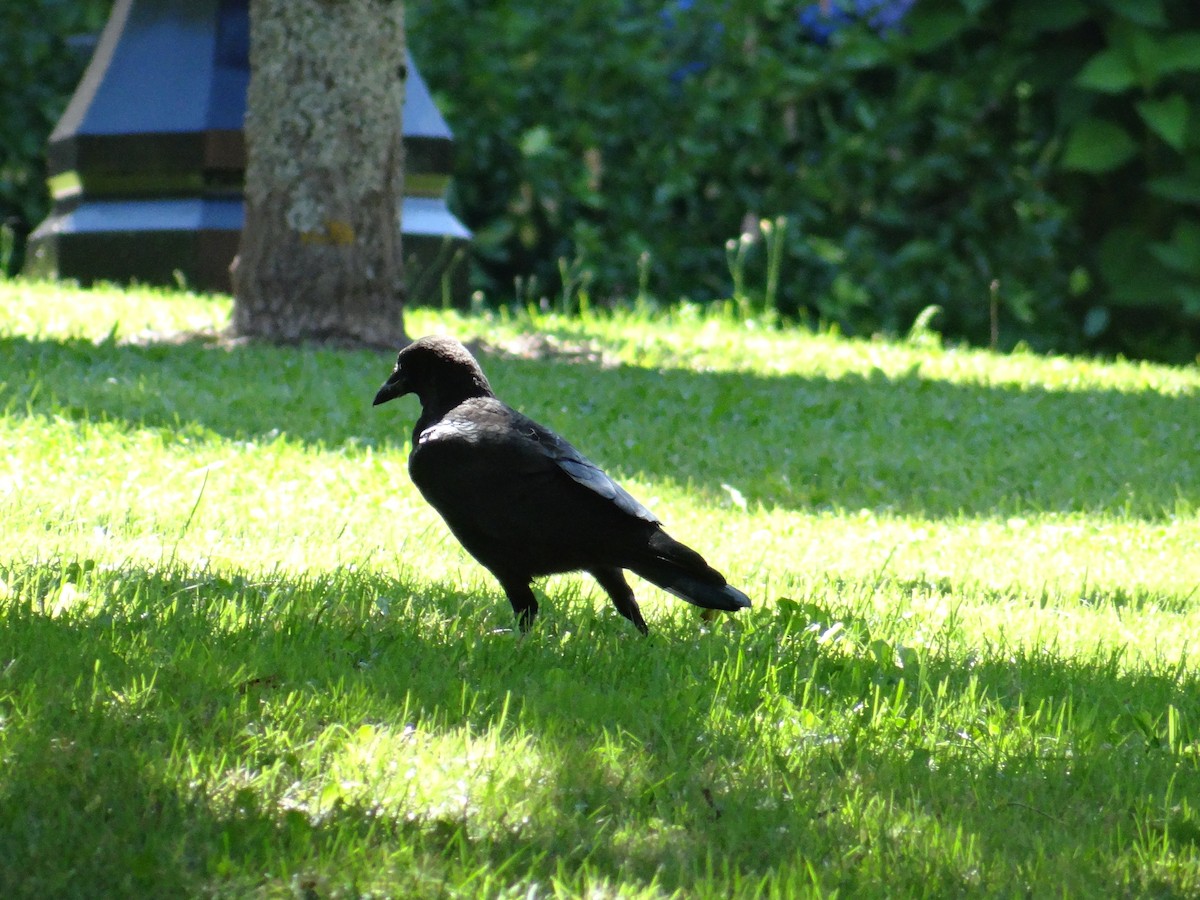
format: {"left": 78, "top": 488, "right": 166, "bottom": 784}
{"left": 632, "top": 531, "right": 751, "bottom": 611}
{"left": 637, "top": 567, "right": 752, "bottom": 611}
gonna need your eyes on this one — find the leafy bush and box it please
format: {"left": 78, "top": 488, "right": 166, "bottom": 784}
{"left": 890, "top": 0, "right": 1200, "bottom": 359}
{"left": 406, "top": 0, "right": 1077, "bottom": 351}
{"left": 409, "top": 0, "right": 1200, "bottom": 358}
{"left": 0, "top": 0, "right": 110, "bottom": 276}
{"left": 1037, "top": 0, "right": 1200, "bottom": 360}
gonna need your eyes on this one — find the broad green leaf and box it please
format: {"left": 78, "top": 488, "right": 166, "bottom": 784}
{"left": 1098, "top": 226, "right": 1177, "bottom": 306}
{"left": 1149, "top": 220, "right": 1200, "bottom": 276}
{"left": 903, "top": 8, "right": 970, "bottom": 52}
{"left": 1011, "top": 0, "right": 1088, "bottom": 35}
{"left": 1173, "top": 284, "right": 1200, "bottom": 315}
{"left": 1147, "top": 174, "right": 1200, "bottom": 205}
{"left": 1151, "top": 243, "right": 1198, "bottom": 276}
{"left": 1100, "top": 0, "right": 1167, "bottom": 28}
{"left": 1060, "top": 118, "right": 1138, "bottom": 173}
{"left": 1136, "top": 95, "right": 1190, "bottom": 152}
{"left": 1075, "top": 49, "right": 1137, "bottom": 94}
{"left": 834, "top": 31, "right": 891, "bottom": 72}
{"left": 1159, "top": 33, "right": 1200, "bottom": 76}
{"left": 1128, "top": 27, "right": 1167, "bottom": 84}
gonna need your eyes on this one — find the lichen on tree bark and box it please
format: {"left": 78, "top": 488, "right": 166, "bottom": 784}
{"left": 233, "top": 0, "right": 408, "bottom": 346}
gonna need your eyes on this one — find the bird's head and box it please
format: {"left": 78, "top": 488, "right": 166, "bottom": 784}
{"left": 373, "top": 335, "right": 494, "bottom": 411}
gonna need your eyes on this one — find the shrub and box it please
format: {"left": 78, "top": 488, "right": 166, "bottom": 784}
{"left": 0, "top": 0, "right": 109, "bottom": 276}
{"left": 1036, "top": 0, "right": 1200, "bottom": 360}
{"left": 407, "top": 0, "right": 1079, "bottom": 351}
{"left": 408, "top": 0, "right": 1200, "bottom": 359}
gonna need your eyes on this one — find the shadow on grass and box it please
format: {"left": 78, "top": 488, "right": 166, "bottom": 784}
{"left": 2, "top": 333, "right": 1197, "bottom": 521}
{"left": 1, "top": 562, "right": 1197, "bottom": 894}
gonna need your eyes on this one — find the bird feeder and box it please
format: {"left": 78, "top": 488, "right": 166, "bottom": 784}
{"left": 25, "top": 0, "right": 469, "bottom": 304}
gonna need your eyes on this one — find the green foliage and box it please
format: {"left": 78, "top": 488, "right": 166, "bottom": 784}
{"left": 0, "top": 0, "right": 110, "bottom": 276}
{"left": 11, "top": 1, "right": 1200, "bottom": 357}
{"left": 407, "top": 0, "right": 1200, "bottom": 359}
{"left": 1011, "top": 0, "right": 1200, "bottom": 360}
{"left": 1, "top": 282, "right": 1199, "bottom": 895}
{"left": 409, "top": 0, "right": 1078, "bottom": 351}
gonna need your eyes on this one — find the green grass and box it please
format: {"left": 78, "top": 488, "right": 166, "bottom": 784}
{"left": 1, "top": 279, "right": 1198, "bottom": 897}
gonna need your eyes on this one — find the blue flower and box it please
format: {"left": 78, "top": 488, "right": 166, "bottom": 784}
{"left": 660, "top": 0, "right": 724, "bottom": 84}
{"left": 798, "top": 0, "right": 915, "bottom": 44}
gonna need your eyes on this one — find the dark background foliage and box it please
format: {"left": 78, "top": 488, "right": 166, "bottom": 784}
{"left": 408, "top": 0, "right": 1075, "bottom": 352}
{"left": 0, "top": 0, "right": 109, "bottom": 276}
{"left": 6, "top": 0, "right": 1200, "bottom": 360}
{"left": 405, "top": 0, "right": 1200, "bottom": 359}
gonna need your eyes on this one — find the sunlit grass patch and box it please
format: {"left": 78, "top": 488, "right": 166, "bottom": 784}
{"left": 0, "top": 281, "right": 1198, "bottom": 896}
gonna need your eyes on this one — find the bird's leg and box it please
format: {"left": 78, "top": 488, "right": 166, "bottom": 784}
{"left": 497, "top": 576, "right": 539, "bottom": 633}
{"left": 589, "top": 567, "right": 649, "bottom": 635}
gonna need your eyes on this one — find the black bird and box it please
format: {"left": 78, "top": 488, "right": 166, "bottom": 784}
{"left": 372, "top": 335, "right": 751, "bottom": 634}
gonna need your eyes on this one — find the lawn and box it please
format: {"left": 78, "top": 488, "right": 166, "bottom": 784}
{"left": 1, "top": 279, "right": 1198, "bottom": 897}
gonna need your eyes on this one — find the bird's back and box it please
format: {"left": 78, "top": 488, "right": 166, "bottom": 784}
{"left": 408, "top": 397, "right": 660, "bottom": 579}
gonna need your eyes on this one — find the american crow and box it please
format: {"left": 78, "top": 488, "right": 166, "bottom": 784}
{"left": 373, "top": 336, "right": 751, "bottom": 634}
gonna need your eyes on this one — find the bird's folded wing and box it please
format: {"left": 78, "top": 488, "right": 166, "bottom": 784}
{"left": 420, "top": 401, "right": 659, "bottom": 526}
{"left": 522, "top": 418, "right": 659, "bottom": 525}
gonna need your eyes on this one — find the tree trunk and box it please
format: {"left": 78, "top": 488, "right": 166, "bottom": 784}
{"left": 232, "top": 0, "right": 407, "bottom": 347}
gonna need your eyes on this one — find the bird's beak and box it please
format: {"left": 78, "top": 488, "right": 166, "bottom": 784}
{"left": 373, "top": 369, "right": 410, "bottom": 406}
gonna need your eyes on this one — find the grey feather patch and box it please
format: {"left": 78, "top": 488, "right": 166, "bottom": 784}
{"left": 556, "top": 457, "right": 658, "bottom": 523}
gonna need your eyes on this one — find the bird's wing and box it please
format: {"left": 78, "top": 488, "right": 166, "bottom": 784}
{"left": 524, "top": 417, "right": 660, "bottom": 524}
{"left": 417, "top": 399, "right": 659, "bottom": 525}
